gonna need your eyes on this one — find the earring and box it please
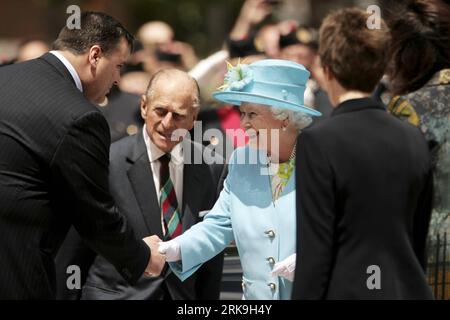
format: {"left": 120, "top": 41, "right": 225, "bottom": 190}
{"left": 282, "top": 127, "right": 287, "bottom": 132}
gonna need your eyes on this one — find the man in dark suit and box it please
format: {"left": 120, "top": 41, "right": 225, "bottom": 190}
{"left": 292, "top": 8, "right": 434, "bottom": 299}
{"left": 56, "top": 69, "right": 225, "bottom": 300}
{"left": 0, "top": 12, "right": 164, "bottom": 299}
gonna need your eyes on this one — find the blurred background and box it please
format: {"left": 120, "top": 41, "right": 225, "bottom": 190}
{"left": 0, "top": 0, "right": 379, "bottom": 59}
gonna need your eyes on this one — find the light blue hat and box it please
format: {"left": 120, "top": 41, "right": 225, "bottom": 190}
{"left": 213, "top": 59, "right": 321, "bottom": 117}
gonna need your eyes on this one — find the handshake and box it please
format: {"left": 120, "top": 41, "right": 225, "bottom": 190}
{"left": 142, "top": 236, "right": 182, "bottom": 277}
{"left": 142, "top": 236, "right": 296, "bottom": 282}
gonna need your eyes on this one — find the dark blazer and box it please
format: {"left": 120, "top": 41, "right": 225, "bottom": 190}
{"left": 0, "top": 53, "right": 149, "bottom": 299}
{"left": 57, "top": 133, "right": 225, "bottom": 300}
{"left": 292, "top": 97, "right": 434, "bottom": 300}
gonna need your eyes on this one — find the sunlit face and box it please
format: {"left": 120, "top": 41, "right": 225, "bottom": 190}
{"left": 87, "top": 37, "right": 130, "bottom": 104}
{"left": 239, "top": 102, "right": 284, "bottom": 152}
{"left": 141, "top": 76, "right": 198, "bottom": 153}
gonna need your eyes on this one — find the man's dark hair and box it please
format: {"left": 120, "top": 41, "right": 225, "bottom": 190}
{"left": 52, "top": 12, "right": 134, "bottom": 55}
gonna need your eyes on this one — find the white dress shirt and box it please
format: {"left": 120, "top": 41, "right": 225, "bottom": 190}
{"left": 49, "top": 50, "right": 83, "bottom": 92}
{"left": 142, "top": 125, "right": 184, "bottom": 234}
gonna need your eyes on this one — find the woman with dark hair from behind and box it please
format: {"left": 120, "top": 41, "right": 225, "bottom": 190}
{"left": 386, "top": 0, "right": 450, "bottom": 243}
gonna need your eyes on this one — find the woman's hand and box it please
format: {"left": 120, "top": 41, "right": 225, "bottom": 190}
{"left": 271, "top": 253, "right": 296, "bottom": 281}
{"left": 158, "top": 240, "right": 181, "bottom": 262}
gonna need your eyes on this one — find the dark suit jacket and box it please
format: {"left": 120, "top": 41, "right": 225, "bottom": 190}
{"left": 57, "top": 133, "right": 225, "bottom": 300}
{"left": 293, "top": 97, "right": 434, "bottom": 300}
{"left": 0, "top": 53, "right": 149, "bottom": 299}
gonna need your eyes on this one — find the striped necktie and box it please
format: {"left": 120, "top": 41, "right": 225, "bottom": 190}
{"left": 159, "top": 153, "right": 182, "bottom": 239}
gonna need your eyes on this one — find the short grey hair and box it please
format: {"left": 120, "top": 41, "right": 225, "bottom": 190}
{"left": 145, "top": 69, "right": 200, "bottom": 109}
{"left": 271, "top": 106, "right": 313, "bottom": 130}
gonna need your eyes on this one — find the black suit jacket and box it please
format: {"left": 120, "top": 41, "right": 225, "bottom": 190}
{"left": 57, "top": 133, "right": 225, "bottom": 300}
{"left": 0, "top": 53, "right": 149, "bottom": 299}
{"left": 292, "top": 98, "right": 434, "bottom": 299}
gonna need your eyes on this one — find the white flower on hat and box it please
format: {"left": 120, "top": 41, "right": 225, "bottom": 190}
{"left": 219, "top": 59, "right": 253, "bottom": 91}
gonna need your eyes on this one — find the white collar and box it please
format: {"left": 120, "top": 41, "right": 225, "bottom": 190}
{"left": 49, "top": 51, "right": 83, "bottom": 92}
{"left": 142, "top": 125, "right": 184, "bottom": 165}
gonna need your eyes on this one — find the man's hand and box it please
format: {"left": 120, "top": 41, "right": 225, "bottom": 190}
{"left": 230, "top": 0, "right": 274, "bottom": 40}
{"left": 158, "top": 240, "right": 181, "bottom": 262}
{"left": 240, "top": 0, "right": 274, "bottom": 26}
{"left": 143, "top": 235, "right": 166, "bottom": 277}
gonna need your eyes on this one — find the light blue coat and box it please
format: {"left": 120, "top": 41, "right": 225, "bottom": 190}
{"left": 169, "top": 146, "right": 296, "bottom": 300}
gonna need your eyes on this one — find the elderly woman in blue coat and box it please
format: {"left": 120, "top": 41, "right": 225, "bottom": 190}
{"left": 158, "top": 59, "right": 321, "bottom": 300}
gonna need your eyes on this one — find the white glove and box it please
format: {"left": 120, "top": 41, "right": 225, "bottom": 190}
{"left": 158, "top": 240, "right": 181, "bottom": 262}
{"left": 271, "top": 253, "right": 296, "bottom": 282}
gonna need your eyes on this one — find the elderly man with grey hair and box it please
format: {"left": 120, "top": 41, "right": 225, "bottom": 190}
{"left": 56, "top": 69, "right": 225, "bottom": 300}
